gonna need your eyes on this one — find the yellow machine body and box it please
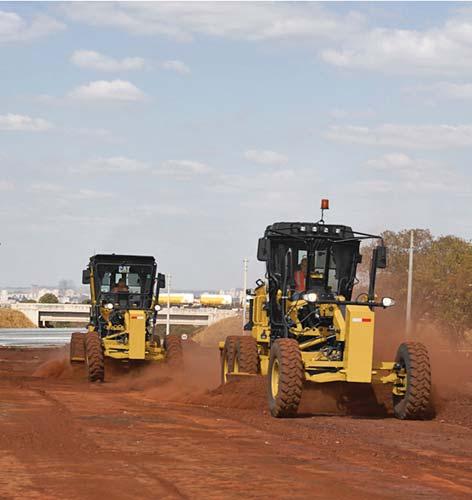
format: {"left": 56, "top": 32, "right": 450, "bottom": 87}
{"left": 247, "top": 282, "right": 394, "bottom": 385}
{"left": 125, "top": 310, "right": 146, "bottom": 359}
{"left": 91, "top": 308, "right": 165, "bottom": 362}
{"left": 85, "top": 257, "right": 166, "bottom": 364}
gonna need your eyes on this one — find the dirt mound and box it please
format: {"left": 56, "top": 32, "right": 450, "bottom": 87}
{"left": 0, "top": 308, "right": 35, "bottom": 328}
{"left": 195, "top": 376, "right": 268, "bottom": 411}
{"left": 192, "top": 376, "right": 388, "bottom": 417}
{"left": 193, "top": 314, "right": 243, "bottom": 347}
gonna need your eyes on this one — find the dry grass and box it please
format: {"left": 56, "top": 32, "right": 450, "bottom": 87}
{"left": 0, "top": 309, "right": 35, "bottom": 328}
{"left": 193, "top": 315, "right": 243, "bottom": 347}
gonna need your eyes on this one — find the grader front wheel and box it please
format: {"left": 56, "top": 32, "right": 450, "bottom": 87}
{"left": 393, "top": 341, "right": 432, "bottom": 420}
{"left": 236, "top": 336, "right": 259, "bottom": 374}
{"left": 267, "top": 339, "right": 304, "bottom": 418}
{"left": 85, "top": 331, "right": 105, "bottom": 382}
{"left": 70, "top": 332, "right": 85, "bottom": 363}
{"left": 220, "top": 336, "right": 239, "bottom": 384}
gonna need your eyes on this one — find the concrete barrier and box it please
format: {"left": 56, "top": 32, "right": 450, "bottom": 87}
{"left": 10, "top": 303, "right": 237, "bottom": 327}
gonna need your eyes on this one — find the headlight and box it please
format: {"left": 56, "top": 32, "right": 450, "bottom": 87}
{"left": 105, "top": 303, "right": 114, "bottom": 310}
{"left": 154, "top": 304, "right": 161, "bottom": 311}
{"left": 302, "top": 292, "right": 318, "bottom": 303}
{"left": 382, "top": 297, "right": 395, "bottom": 307}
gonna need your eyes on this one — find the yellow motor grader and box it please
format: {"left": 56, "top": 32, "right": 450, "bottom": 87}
{"left": 70, "top": 254, "right": 182, "bottom": 381}
{"left": 221, "top": 201, "right": 432, "bottom": 420}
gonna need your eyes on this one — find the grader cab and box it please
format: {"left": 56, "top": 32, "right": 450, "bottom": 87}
{"left": 70, "top": 254, "right": 182, "bottom": 381}
{"left": 221, "top": 202, "right": 432, "bottom": 420}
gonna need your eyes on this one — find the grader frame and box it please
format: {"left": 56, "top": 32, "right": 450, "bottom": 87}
{"left": 70, "top": 254, "right": 182, "bottom": 381}
{"left": 221, "top": 210, "right": 432, "bottom": 420}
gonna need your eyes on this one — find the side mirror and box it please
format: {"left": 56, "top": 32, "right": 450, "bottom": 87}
{"left": 374, "top": 246, "right": 387, "bottom": 269}
{"left": 157, "top": 273, "right": 166, "bottom": 289}
{"left": 257, "top": 238, "right": 270, "bottom": 261}
{"left": 82, "top": 269, "right": 91, "bottom": 285}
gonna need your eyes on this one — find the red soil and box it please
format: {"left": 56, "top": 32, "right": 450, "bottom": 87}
{"left": 1, "top": 336, "right": 471, "bottom": 499}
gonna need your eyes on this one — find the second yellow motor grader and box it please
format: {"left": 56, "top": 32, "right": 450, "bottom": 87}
{"left": 70, "top": 254, "right": 182, "bottom": 381}
{"left": 221, "top": 201, "right": 432, "bottom": 420}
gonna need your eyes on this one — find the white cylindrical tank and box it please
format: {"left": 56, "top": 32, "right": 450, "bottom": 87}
{"left": 158, "top": 293, "right": 194, "bottom": 306}
{"left": 199, "top": 293, "right": 233, "bottom": 307}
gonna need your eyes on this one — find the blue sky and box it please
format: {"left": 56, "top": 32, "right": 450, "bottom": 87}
{"left": 0, "top": 2, "right": 471, "bottom": 289}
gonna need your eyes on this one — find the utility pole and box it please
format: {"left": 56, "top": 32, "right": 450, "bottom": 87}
{"left": 242, "top": 258, "right": 248, "bottom": 329}
{"left": 166, "top": 273, "right": 171, "bottom": 336}
{"left": 406, "top": 230, "right": 414, "bottom": 338}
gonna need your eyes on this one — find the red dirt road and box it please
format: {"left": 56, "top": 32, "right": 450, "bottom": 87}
{"left": 1, "top": 345, "right": 471, "bottom": 499}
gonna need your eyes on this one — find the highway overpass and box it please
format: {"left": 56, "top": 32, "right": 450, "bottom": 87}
{"left": 10, "top": 303, "right": 237, "bottom": 327}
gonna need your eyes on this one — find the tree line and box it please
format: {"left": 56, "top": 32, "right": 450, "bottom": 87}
{"left": 363, "top": 229, "right": 472, "bottom": 345}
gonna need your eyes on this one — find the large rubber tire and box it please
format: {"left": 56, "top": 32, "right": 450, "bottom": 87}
{"left": 236, "top": 336, "right": 259, "bottom": 374}
{"left": 220, "top": 336, "right": 239, "bottom": 384}
{"left": 165, "top": 335, "right": 183, "bottom": 367}
{"left": 85, "top": 331, "right": 105, "bottom": 382}
{"left": 70, "top": 332, "right": 85, "bottom": 363}
{"left": 268, "top": 339, "right": 304, "bottom": 418}
{"left": 393, "top": 342, "right": 432, "bottom": 420}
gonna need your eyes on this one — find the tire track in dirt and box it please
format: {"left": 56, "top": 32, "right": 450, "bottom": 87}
{"left": 132, "top": 376, "right": 472, "bottom": 499}
{"left": 2, "top": 346, "right": 472, "bottom": 499}
{"left": 0, "top": 380, "right": 194, "bottom": 499}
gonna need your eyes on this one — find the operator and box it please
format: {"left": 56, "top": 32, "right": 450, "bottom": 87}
{"left": 112, "top": 278, "right": 129, "bottom": 293}
{"left": 294, "top": 257, "right": 307, "bottom": 292}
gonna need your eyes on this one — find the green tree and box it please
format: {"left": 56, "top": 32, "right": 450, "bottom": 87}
{"left": 362, "top": 229, "right": 472, "bottom": 344}
{"left": 420, "top": 236, "right": 472, "bottom": 343}
{"left": 39, "top": 293, "right": 59, "bottom": 304}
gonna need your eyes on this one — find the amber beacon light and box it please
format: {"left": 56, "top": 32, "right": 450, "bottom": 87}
{"left": 319, "top": 198, "right": 329, "bottom": 223}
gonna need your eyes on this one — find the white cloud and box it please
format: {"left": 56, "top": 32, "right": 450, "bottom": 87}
{"left": 366, "top": 153, "right": 416, "bottom": 170}
{"left": 46, "top": 214, "right": 110, "bottom": 226}
{"left": 60, "top": 3, "right": 362, "bottom": 42}
{"left": 325, "top": 124, "right": 472, "bottom": 150}
{"left": 161, "top": 60, "right": 190, "bottom": 75}
{"left": 71, "top": 189, "right": 114, "bottom": 200}
{"left": 244, "top": 149, "right": 288, "bottom": 166}
{"left": 321, "top": 18, "right": 472, "bottom": 76}
{"left": 411, "top": 82, "right": 472, "bottom": 100}
{"left": 0, "top": 10, "right": 64, "bottom": 43}
{"left": 361, "top": 153, "right": 471, "bottom": 195}
{"left": 68, "top": 80, "right": 146, "bottom": 101}
{"left": 0, "top": 113, "right": 53, "bottom": 132}
{"left": 71, "top": 50, "right": 146, "bottom": 71}
{"left": 29, "top": 182, "right": 65, "bottom": 193}
{"left": 75, "top": 156, "right": 149, "bottom": 174}
{"left": 155, "top": 160, "right": 212, "bottom": 180}
{"left": 208, "top": 167, "right": 317, "bottom": 211}
{"left": 28, "top": 182, "right": 114, "bottom": 200}
{"left": 57, "top": 3, "right": 472, "bottom": 77}
{"left": 365, "top": 153, "right": 436, "bottom": 183}
{"left": 0, "top": 180, "right": 14, "bottom": 191}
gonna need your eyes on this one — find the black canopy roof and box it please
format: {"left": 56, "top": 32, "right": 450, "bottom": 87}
{"left": 264, "top": 222, "right": 355, "bottom": 240}
{"left": 88, "top": 254, "right": 156, "bottom": 267}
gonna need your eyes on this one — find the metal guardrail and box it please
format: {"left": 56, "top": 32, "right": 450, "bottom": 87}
{"left": 0, "top": 328, "right": 81, "bottom": 347}
{"left": 10, "top": 303, "right": 237, "bottom": 327}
